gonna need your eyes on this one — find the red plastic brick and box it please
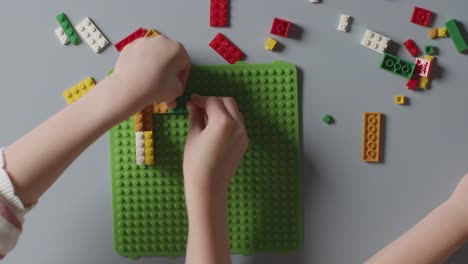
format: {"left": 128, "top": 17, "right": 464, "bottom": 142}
{"left": 210, "top": 0, "right": 228, "bottom": 27}
{"left": 209, "top": 33, "right": 243, "bottom": 64}
{"left": 114, "top": 28, "right": 146, "bottom": 52}
{"left": 403, "top": 39, "right": 420, "bottom": 57}
{"left": 410, "top": 6, "right": 433, "bottom": 27}
{"left": 406, "top": 77, "right": 419, "bottom": 90}
{"left": 270, "top": 18, "right": 291, "bottom": 38}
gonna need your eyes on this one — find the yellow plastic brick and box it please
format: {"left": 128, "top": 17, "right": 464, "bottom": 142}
{"left": 418, "top": 76, "right": 429, "bottom": 89}
{"left": 362, "top": 112, "right": 382, "bottom": 162}
{"left": 394, "top": 95, "right": 405, "bottom": 105}
{"left": 437, "top": 27, "right": 448, "bottom": 37}
{"left": 153, "top": 102, "right": 168, "bottom": 113}
{"left": 265, "top": 37, "right": 278, "bottom": 51}
{"left": 144, "top": 131, "right": 154, "bottom": 165}
{"left": 145, "top": 28, "right": 160, "bottom": 38}
{"left": 62, "top": 77, "right": 96, "bottom": 104}
{"left": 423, "top": 55, "right": 434, "bottom": 61}
{"left": 427, "top": 28, "right": 438, "bottom": 39}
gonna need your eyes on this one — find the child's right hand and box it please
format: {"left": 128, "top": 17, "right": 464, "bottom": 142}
{"left": 112, "top": 36, "right": 191, "bottom": 114}
{"left": 183, "top": 94, "right": 249, "bottom": 198}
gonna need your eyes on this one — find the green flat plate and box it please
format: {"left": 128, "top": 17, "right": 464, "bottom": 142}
{"left": 109, "top": 61, "right": 301, "bottom": 258}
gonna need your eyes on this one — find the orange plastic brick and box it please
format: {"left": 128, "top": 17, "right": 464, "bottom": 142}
{"left": 152, "top": 102, "right": 168, "bottom": 113}
{"left": 145, "top": 28, "right": 160, "bottom": 38}
{"left": 133, "top": 112, "right": 143, "bottom": 132}
{"left": 142, "top": 105, "right": 153, "bottom": 131}
{"left": 362, "top": 112, "right": 382, "bottom": 162}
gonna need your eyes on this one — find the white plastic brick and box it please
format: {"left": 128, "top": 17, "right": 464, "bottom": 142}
{"left": 135, "top": 132, "right": 145, "bottom": 165}
{"left": 55, "top": 27, "right": 69, "bottom": 45}
{"left": 75, "top": 17, "right": 109, "bottom": 53}
{"left": 360, "top": 30, "right": 390, "bottom": 54}
{"left": 337, "top": 14, "right": 351, "bottom": 32}
{"left": 309, "top": 0, "right": 320, "bottom": 2}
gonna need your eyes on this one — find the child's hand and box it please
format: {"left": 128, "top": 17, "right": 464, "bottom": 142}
{"left": 183, "top": 94, "right": 249, "bottom": 197}
{"left": 448, "top": 173, "right": 468, "bottom": 234}
{"left": 113, "top": 36, "right": 191, "bottom": 112}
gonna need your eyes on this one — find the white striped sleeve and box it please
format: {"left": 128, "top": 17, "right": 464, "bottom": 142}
{"left": 0, "top": 147, "right": 27, "bottom": 259}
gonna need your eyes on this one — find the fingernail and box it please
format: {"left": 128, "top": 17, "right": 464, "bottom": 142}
{"left": 186, "top": 101, "right": 192, "bottom": 110}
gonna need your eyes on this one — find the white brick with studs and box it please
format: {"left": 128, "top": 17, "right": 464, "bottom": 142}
{"left": 135, "top": 132, "right": 145, "bottom": 166}
{"left": 360, "top": 29, "right": 390, "bottom": 54}
{"left": 75, "top": 17, "right": 109, "bottom": 53}
{"left": 337, "top": 14, "right": 351, "bottom": 32}
{"left": 55, "top": 27, "right": 70, "bottom": 45}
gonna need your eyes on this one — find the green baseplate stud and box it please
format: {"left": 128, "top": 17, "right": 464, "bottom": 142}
{"left": 109, "top": 61, "right": 302, "bottom": 258}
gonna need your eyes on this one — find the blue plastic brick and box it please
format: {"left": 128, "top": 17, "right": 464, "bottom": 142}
{"left": 109, "top": 61, "right": 301, "bottom": 258}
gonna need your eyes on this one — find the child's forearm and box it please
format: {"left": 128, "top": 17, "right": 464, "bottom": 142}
{"left": 366, "top": 201, "right": 468, "bottom": 264}
{"left": 3, "top": 74, "right": 132, "bottom": 205}
{"left": 185, "top": 190, "right": 231, "bottom": 264}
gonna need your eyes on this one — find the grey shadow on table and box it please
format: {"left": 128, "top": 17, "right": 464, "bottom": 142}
{"left": 379, "top": 114, "right": 386, "bottom": 163}
{"left": 447, "top": 243, "right": 468, "bottom": 263}
{"left": 288, "top": 23, "right": 304, "bottom": 41}
{"left": 273, "top": 41, "right": 286, "bottom": 52}
{"left": 385, "top": 41, "right": 400, "bottom": 56}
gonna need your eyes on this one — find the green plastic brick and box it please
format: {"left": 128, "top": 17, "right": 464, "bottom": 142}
{"left": 109, "top": 61, "right": 301, "bottom": 258}
{"left": 445, "top": 19, "right": 468, "bottom": 53}
{"left": 106, "top": 68, "right": 114, "bottom": 76}
{"left": 424, "top": 45, "right": 435, "bottom": 55}
{"left": 168, "top": 93, "right": 191, "bottom": 114}
{"left": 322, "top": 114, "right": 334, "bottom": 124}
{"left": 56, "top": 13, "right": 80, "bottom": 45}
{"left": 380, "top": 53, "right": 416, "bottom": 79}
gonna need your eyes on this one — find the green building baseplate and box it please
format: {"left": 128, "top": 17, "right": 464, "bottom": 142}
{"left": 109, "top": 61, "right": 302, "bottom": 258}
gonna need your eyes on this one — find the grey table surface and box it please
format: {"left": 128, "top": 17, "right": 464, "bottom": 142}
{"left": 1, "top": 0, "right": 468, "bottom": 263}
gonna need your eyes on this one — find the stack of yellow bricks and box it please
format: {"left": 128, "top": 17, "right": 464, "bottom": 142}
{"left": 132, "top": 28, "right": 165, "bottom": 166}
{"left": 418, "top": 54, "right": 434, "bottom": 89}
{"left": 133, "top": 105, "right": 154, "bottom": 165}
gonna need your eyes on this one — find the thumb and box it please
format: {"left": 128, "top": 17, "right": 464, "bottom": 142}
{"left": 187, "top": 101, "right": 205, "bottom": 136}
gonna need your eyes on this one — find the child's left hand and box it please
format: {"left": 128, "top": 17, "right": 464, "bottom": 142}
{"left": 112, "top": 36, "right": 191, "bottom": 113}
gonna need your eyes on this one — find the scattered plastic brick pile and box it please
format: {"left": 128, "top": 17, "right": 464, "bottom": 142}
{"left": 53, "top": 0, "right": 468, "bottom": 258}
